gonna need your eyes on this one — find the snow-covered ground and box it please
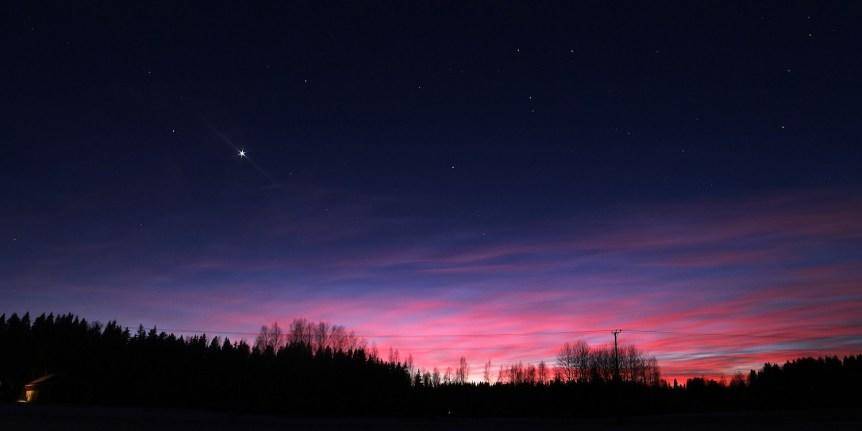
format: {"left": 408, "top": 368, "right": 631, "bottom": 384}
{"left": 2, "top": 404, "right": 860, "bottom": 431}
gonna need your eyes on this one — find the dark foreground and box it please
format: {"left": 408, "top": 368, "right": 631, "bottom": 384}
{"left": 2, "top": 405, "right": 861, "bottom": 431}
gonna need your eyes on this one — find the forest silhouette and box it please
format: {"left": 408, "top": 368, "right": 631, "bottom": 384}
{"left": 1, "top": 313, "right": 860, "bottom": 417}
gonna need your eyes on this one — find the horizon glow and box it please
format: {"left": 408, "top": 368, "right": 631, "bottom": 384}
{"left": 5, "top": 188, "right": 861, "bottom": 382}
{"left": 6, "top": 3, "right": 862, "bottom": 387}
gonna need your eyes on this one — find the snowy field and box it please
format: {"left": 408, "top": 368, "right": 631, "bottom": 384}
{"left": 2, "top": 405, "right": 861, "bottom": 430}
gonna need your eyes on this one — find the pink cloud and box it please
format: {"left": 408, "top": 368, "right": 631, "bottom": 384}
{"left": 6, "top": 189, "right": 862, "bottom": 381}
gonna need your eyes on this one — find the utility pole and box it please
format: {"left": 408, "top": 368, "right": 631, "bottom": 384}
{"left": 612, "top": 329, "right": 622, "bottom": 382}
{"left": 611, "top": 329, "right": 623, "bottom": 424}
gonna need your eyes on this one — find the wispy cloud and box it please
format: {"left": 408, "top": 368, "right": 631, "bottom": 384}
{"left": 3, "top": 188, "right": 861, "bottom": 380}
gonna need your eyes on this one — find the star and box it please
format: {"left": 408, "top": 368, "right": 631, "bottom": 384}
{"left": 239, "top": 150, "right": 246, "bottom": 158}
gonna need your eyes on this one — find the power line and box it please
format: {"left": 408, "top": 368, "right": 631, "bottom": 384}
{"left": 623, "top": 329, "right": 814, "bottom": 340}
{"left": 157, "top": 328, "right": 614, "bottom": 338}
{"left": 149, "top": 326, "right": 860, "bottom": 341}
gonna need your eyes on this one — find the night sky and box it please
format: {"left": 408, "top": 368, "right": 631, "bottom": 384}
{"left": 3, "top": 2, "right": 862, "bottom": 380}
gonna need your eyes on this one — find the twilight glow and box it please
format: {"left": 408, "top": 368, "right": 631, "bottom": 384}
{"left": 3, "top": 3, "right": 861, "bottom": 383}
{"left": 5, "top": 188, "right": 861, "bottom": 381}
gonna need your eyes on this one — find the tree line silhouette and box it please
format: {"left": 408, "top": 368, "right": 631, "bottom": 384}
{"left": 0, "top": 313, "right": 409, "bottom": 414}
{"left": 1, "top": 312, "right": 860, "bottom": 416}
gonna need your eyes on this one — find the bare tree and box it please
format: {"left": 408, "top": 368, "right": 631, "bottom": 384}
{"left": 571, "top": 340, "right": 590, "bottom": 382}
{"left": 287, "top": 318, "right": 311, "bottom": 346}
{"left": 537, "top": 360, "right": 548, "bottom": 384}
{"left": 328, "top": 325, "right": 348, "bottom": 351}
{"left": 557, "top": 342, "right": 577, "bottom": 382}
{"left": 406, "top": 354, "right": 415, "bottom": 375}
{"left": 590, "top": 346, "right": 614, "bottom": 382}
{"left": 646, "top": 357, "right": 661, "bottom": 386}
{"left": 344, "top": 329, "right": 363, "bottom": 351}
{"left": 525, "top": 363, "right": 537, "bottom": 384}
{"left": 254, "top": 321, "right": 283, "bottom": 351}
{"left": 422, "top": 371, "right": 432, "bottom": 387}
{"left": 483, "top": 360, "right": 492, "bottom": 384}
{"left": 456, "top": 356, "right": 469, "bottom": 384}
{"left": 313, "top": 321, "right": 329, "bottom": 351}
{"left": 272, "top": 318, "right": 367, "bottom": 354}
{"left": 554, "top": 340, "right": 658, "bottom": 384}
{"left": 509, "top": 362, "right": 525, "bottom": 384}
{"left": 388, "top": 347, "right": 400, "bottom": 364}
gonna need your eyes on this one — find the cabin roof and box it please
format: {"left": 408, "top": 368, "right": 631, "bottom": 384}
{"left": 25, "top": 374, "right": 56, "bottom": 387}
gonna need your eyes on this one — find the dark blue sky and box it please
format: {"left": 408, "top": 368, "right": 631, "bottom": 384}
{"left": 3, "top": 2, "right": 862, "bottom": 378}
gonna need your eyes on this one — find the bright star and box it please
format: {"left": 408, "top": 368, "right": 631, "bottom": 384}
{"left": 238, "top": 150, "right": 246, "bottom": 158}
